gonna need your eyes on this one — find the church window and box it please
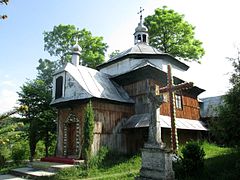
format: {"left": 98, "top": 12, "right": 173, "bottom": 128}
{"left": 137, "top": 34, "right": 141, "bottom": 41}
{"left": 55, "top": 76, "right": 63, "bottom": 99}
{"left": 175, "top": 94, "right": 182, "bottom": 109}
{"left": 143, "top": 34, "right": 146, "bottom": 42}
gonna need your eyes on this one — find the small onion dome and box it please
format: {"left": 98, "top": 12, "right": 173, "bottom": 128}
{"left": 135, "top": 22, "right": 148, "bottom": 32}
{"left": 72, "top": 43, "right": 82, "bottom": 52}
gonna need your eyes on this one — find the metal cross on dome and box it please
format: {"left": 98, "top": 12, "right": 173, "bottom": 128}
{"left": 159, "top": 64, "right": 194, "bottom": 153}
{"left": 137, "top": 7, "right": 144, "bottom": 21}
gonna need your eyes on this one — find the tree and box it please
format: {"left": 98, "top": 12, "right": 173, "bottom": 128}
{"left": 82, "top": 101, "right": 94, "bottom": 169}
{"left": 0, "top": 0, "right": 9, "bottom": 20}
{"left": 43, "top": 24, "right": 108, "bottom": 68}
{"left": 144, "top": 6, "right": 205, "bottom": 62}
{"left": 210, "top": 48, "right": 240, "bottom": 147}
{"left": 109, "top": 50, "right": 120, "bottom": 59}
{"left": 18, "top": 59, "right": 57, "bottom": 160}
{"left": 0, "top": 105, "right": 28, "bottom": 121}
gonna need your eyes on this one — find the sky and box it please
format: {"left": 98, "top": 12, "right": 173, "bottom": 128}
{"left": 0, "top": 0, "right": 239, "bottom": 114}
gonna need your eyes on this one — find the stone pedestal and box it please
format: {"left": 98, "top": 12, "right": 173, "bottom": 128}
{"left": 138, "top": 147, "right": 175, "bottom": 180}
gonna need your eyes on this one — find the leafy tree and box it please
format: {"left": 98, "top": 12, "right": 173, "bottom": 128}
{"left": 43, "top": 24, "right": 108, "bottom": 68}
{"left": 210, "top": 48, "right": 240, "bottom": 147}
{"left": 144, "top": 6, "right": 205, "bottom": 62}
{"left": 0, "top": 117, "right": 26, "bottom": 165}
{"left": 0, "top": 0, "right": 9, "bottom": 20}
{"left": 36, "top": 58, "right": 56, "bottom": 87}
{"left": 18, "top": 59, "right": 56, "bottom": 160}
{"left": 82, "top": 101, "right": 95, "bottom": 169}
{"left": 0, "top": 105, "right": 28, "bottom": 121}
{"left": 109, "top": 50, "right": 120, "bottom": 59}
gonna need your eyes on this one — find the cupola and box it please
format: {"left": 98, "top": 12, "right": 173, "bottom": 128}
{"left": 71, "top": 42, "right": 82, "bottom": 66}
{"left": 134, "top": 7, "right": 149, "bottom": 45}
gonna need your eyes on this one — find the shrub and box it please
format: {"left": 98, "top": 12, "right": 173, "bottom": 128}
{"left": 35, "top": 140, "right": 45, "bottom": 159}
{"left": 12, "top": 141, "right": 29, "bottom": 163}
{"left": 89, "top": 146, "right": 108, "bottom": 168}
{"left": 181, "top": 141, "right": 205, "bottom": 176}
{"left": 82, "top": 101, "right": 95, "bottom": 169}
{"left": 0, "top": 146, "right": 11, "bottom": 167}
{"left": 0, "top": 154, "right": 6, "bottom": 167}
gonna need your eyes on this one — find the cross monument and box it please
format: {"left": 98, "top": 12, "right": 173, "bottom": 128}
{"left": 159, "top": 64, "right": 193, "bottom": 153}
{"left": 145, "top": 86, "right": 165, "bottom": 148}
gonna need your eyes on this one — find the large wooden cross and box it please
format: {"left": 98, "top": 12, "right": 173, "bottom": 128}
{"left": 159, "top": 64, "right": 193, "bottom": 153}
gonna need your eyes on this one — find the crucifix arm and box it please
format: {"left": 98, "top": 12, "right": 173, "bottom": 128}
{"left": 159, "top": 82, "right": 194, "bottom": 93}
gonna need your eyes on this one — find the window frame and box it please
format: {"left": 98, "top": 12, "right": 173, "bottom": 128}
{"left": 175, "top": 94, "right": 183, "bottom": 110}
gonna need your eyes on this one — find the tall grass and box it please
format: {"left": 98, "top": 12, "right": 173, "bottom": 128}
{"left": 53, "top": 142, "right": 240, "bottom": 180}
{"left": 175, "top": 141, "right": 240, "bottom": 180}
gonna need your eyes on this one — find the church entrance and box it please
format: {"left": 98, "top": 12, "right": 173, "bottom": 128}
{"left": 63, "top": 113, "right": 81, "bottom": 158}
{"left": 67, "top": 122, "right": 76, "bottom": 156}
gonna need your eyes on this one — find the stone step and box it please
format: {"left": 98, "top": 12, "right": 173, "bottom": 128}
{"left": 0, "top": 174, "right": 27, "bottom": 180}
{"left": 10, "top": 167, "right": 55, "bottom": 179}
{"left": 29, "top": 161, "right": 75, "bottom": 172}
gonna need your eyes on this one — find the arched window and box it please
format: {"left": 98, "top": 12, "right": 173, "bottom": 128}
{"left": 143, "top": 34, "right": 146, "bottom": 43}
{"left": 137, "top": 34, "right": 141, "bottom": 42}
{"left": 55, "top": 76, "right": 63, "bottom": 99}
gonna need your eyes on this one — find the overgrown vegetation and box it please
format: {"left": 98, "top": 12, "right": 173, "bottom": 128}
{"left": 174, "top": 141, "right": 240, "bottom": 180}
{"left": 52, "top": 142, "right": 240, "bottom": 180}
{"left": 210, "top": 48, "right": 240, "bottom": 147}
{"left": 174, "top": 141, "right": 205, "bottom": 179}
{"left": 82, "top": 101, "right": 95, "bottom": 169}
{"left": 53, "top": 148, "right": 141, "bottom": 180}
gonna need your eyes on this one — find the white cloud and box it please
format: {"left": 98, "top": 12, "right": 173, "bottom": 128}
{"left": 0, "top": 89, "right": 18, "bottom": 114}
{"left": 1, "top": 80, "right": 16, "bottom": 87}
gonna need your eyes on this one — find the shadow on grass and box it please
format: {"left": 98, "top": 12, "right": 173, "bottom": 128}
{"left": 175, "top": 150, "right": 240, "bottom": 180}
{"left": 99, "top": 151, "right": 139, "bottom": 170}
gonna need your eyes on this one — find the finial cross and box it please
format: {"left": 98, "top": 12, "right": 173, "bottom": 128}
{"left": 137, "top": 7, "right": 144, "bottom": 21}
{"left": 74, "top": 28, "right": 80, "bottom": 44}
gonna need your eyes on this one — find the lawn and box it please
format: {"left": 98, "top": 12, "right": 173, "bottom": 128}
{"left": 51, "top": 142, "right": 240, "bottom": 180}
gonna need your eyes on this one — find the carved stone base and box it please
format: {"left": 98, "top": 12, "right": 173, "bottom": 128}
{"left": 137, "top": 147, "right": 175, "bottom": 180}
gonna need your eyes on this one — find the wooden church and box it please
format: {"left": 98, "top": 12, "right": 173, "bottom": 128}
{"left": 50, "top": 16, "right": 207, "bottom": 159}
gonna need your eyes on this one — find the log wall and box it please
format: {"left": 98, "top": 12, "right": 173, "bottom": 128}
{"left": 56, "top": 100, "right": 134, "bottom": 157}
{"left": 123, "top": 79, "right": 200, "bottom": 120}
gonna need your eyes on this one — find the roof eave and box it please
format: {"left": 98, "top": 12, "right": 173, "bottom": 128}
{"left": 97, "top": 53, "right": 189, "bottom": 71}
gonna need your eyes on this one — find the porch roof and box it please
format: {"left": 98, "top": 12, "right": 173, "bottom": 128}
{"left": 123, "top": 114, "right": 208, "bottom": 131}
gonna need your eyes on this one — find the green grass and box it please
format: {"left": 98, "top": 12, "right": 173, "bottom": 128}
{"left": 175, "top": 142, "right": 240, "bottom": 180}
{"left": 52, "top": 142, "right": 240, "bottom": 180}
{"left": 0, "top": 161, "right": 27, "bottom": 175}
{"left": 52, "top": 154, "right": 141, "bottom": 180}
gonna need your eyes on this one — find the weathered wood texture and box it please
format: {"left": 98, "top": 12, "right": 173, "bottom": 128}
{"left": 123, "top": 128, "right": 148, "bottom": 154}
{"left": 123, "top": 79, "right": 200, "bottom": 120}
{"left": 92, "top": 100, "right": 134, "bottom": 153}
{"left": 161, "top": 128, "right": 202, "bottom": 148}
{"left": 160, "top": 95, "right": 200, "bottom": 120}
{"left": 57, "top": 103, "right": 86, "bottom": 157}
{"left": 123, "top": 80, "right": 150, "bottom": 114}
{"left": 57, "top": 100, "right": 134, "bottom": 157}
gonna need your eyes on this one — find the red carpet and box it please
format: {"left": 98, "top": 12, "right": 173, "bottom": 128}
{"left": 41, "top": 157, "right": 76, "bottom": 164}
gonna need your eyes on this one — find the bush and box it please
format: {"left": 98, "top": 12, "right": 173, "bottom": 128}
{"left": 35, "top": 141, "right": 45, "bottom": 159}
{"left": 0, "top": 146, "right": 11, "bottom": 167}
{"left": 12, "top": 141, "right": 29, "bottom": 163}
{"left": 89, "top": 146, "right": 108, "bottom": 168}
{"left": 82, "top": 101, "right": 94, "bottom": 169}
{"left": 181, "top": 141, "right": 205, "bottom": 176}
{"left": 174, "top": 141, "right": 205, "bottom": 179}
{"left": 0, "top": 154, "right": 6, "bottom": 167}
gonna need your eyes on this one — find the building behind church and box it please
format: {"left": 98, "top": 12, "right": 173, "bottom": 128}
{"left": 50, "top": 16, "right": 207, "bottom": 159}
